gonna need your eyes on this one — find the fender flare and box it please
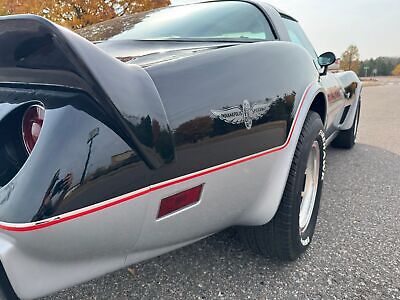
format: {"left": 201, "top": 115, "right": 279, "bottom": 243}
{"left": 236, "top": 80, "right": 327, "bottom": 226}
{"left": 272, "top": 81, "right": 328, "bottom": 221}
{"left": 336, "top": 71, "right": 363, "bottom": 130}
{"left": 340, "top": 86, "right": 362, "bottom": 130}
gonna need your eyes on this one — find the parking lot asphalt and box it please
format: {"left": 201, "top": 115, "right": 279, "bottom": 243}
{"left": 44, "top": 77, "right": 400, "bottom": 300}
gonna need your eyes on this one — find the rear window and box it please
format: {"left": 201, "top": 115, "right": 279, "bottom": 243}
{"left": 106, "top": 1, "right": 276, "bottom": 42}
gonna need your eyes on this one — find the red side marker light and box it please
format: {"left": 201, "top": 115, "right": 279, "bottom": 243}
{"left": 157, "top": 185, "right": 203, "bottom": 219}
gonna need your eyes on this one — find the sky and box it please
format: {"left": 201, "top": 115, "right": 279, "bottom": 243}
{"left": 171, "top": 0, "right": 400, "bottom": 59}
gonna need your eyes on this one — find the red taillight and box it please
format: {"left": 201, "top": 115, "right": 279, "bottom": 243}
{"left": 157, "top": 185, "right": 203, "bottom": 219}
{"left": 22, "top": 105, "right": 45, "bottom": 154}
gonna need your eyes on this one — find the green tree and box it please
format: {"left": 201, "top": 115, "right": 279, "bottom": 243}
{"left": 360, "top": 57, "right": 400, "bottom": 76}
{"left": 340, "top": 45, "right": 361, "bottom": 73}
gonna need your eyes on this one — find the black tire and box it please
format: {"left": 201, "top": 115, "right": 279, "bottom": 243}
{"left": 0, "top": 263, "right": 19, "bottom": 300}
{"left": 239, "top": 111, "right": 326, "bottom": 261}
{"left": 331, "top": 101, "right": 361, "bottom": 149}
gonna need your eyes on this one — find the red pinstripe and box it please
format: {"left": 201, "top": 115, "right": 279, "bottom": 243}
{"left": 0, "top": 83, "right": 314, "bottom": 232}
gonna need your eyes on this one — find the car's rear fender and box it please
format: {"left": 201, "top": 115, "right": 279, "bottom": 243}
{"left": 145, "top": 40, "right": 322, "bottom": 226}
{"left": 0, "top": 203, "right": 146, "bottom": 300}
{"left": 0, "top": 88, "right": 153, "bottom": 224}
{"left": 0, "top": 14, "right": 175, "bottom": 169}
{"left": 235, "top": 81, "right": 326, "bottom": 225}
{"left": 0, "top": 97, "right": 151, "bottom": 299}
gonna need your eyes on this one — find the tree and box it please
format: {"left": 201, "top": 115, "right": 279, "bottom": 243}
{"left": 360, "top": 57, "right": 400, "bottom": 77}
{"left": 340, "top": 45, "right": 361, "bottom": 73}
{"left": 392, "top": 64, "right": 400, "bottom": 76}
{"left": 0, "top": 0, "right": 170, "bottom": 29}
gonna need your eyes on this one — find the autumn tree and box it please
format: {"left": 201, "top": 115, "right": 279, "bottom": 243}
{"left": 340, "top": 45, "right": 361, "bottom": 73}
{"left": 392, "top": 64, "right": 400, "bottom": 76}
{"left": 0, "top": 0, "right": 170, "bottom": 29}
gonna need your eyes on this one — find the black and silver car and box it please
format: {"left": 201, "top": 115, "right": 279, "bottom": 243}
{"left": 0, "top": 1, "right": 361, "bottom": 298}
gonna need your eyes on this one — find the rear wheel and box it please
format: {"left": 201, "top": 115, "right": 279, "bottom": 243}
{"left": 332, "top": 101, "right": 361, "bottom": 149}
{"left": 239, "top": 112, "right": 326, "bottom": 261}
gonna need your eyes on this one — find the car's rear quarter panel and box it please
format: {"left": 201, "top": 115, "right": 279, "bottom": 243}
{"left": 146, "top": 41, "right": 318, "bottom": 181}
{"left": 0, "top": 10, "right": 329, "bottom": 299}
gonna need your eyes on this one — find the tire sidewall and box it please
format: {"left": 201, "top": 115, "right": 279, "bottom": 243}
{"left": 293, "top": 119, "right": 326, "bottom": 254}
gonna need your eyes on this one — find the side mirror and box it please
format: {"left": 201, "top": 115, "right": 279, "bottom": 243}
{"left": 318, "top": 52, "right": 336, "bottom": 67}
{"left": 318, "top": 52, "right": 336, "bottom": 75}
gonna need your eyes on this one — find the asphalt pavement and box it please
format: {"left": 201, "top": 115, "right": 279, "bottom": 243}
{"left": 44, "top": 77, "right": 400, "bottom": 300}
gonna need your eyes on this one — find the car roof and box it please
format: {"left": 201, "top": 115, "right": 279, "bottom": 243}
{"left": 173, "top": 0, "right": 298, "bottom": 22}
{"left": 248, "top": 0, "right": 285, "bottom": 14}
{"left": 239, "top": 0, "right": 298, "bottom": 21}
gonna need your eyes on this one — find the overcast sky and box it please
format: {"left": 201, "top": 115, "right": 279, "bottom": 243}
{"left": 171, "top": 0, "right": 400, "bottom": 59}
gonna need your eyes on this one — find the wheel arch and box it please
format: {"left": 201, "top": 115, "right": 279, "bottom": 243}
{"left": 309, "top": 92, "right": 328, "bottom": 129}
{"left": 236, "top": 81, "right": 326, "bottom": 226}
{"left": 340, "top": 85, "right": 362, "bottom": 130}
{"left": 334, "top": 71, "right": 362, "bottom": 130}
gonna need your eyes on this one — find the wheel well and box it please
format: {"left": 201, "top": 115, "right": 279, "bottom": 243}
{"left": 309, "top": 93, "right": 327, "bottom": 126}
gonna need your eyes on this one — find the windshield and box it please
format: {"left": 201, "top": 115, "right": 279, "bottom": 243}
{"left": 107, "top": 1, "right": 276, "bottom": 42}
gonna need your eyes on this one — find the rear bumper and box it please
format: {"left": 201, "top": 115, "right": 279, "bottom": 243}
{"left": 0, "top": 190, "right": 148, "bottom": 300}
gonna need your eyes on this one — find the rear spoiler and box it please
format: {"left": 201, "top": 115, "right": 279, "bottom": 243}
{"left": 0, "top": 15, "right": 174, "bottom": 168}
